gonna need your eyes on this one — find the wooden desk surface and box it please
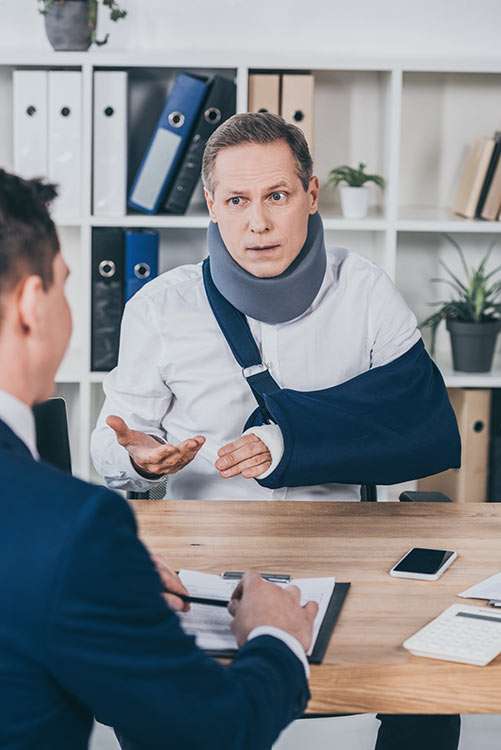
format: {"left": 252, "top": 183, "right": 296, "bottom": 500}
{"left": 132, "top": 500, "right": 501, "bottom": 714}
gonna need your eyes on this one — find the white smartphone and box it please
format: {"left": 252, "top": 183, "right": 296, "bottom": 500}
{"left": 389, "top": 547, "right": 457, "bottom": 581}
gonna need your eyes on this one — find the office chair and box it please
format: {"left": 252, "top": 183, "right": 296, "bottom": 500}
{"left": 32, "top": 399, "right": 167, "bottom": 496}
{"left": 360, "top": 483, "right": 451, "bottom": 502}
{"left": 127, "top": 481, "right": 167, "bottom": 500}
{"left": 33, "top": 397, "right": 72, "bottom": 474}
{"left": 128, "top": 483, "right": 450, "bottom": 503}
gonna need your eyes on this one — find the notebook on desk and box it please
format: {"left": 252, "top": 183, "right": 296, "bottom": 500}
{"left": 178, "top": 570, "right": 350, "bottom": 664}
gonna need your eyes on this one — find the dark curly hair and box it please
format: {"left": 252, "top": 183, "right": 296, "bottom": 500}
{"left": 0, "top": 169, "right": 60, "bottom": 303}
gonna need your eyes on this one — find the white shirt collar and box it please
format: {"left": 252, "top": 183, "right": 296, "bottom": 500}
{"left": 0, "top": 389, "right": 39, "bottom": 459}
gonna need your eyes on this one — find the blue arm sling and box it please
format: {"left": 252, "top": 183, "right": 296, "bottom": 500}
{"left": 202, "top": 258, "right": 461, "bottom": 490}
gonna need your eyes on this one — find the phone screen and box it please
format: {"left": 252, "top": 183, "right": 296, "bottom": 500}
{"left": 393, "top": 547, "right": 455, "bottom": 574}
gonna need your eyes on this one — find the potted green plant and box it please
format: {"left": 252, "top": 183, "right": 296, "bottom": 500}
{"left": 327, "top": 162, "right": 385, "bottom": 219}
{"left": 421, "top": 234, "right": 501, "bottom": 372}
{"left": 38, "top": 0, "right": 127, "bottom": 51}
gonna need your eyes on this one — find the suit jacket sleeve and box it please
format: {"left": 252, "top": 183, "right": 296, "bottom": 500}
{"left": 43, "top": 489, "right": 308, "bottom": 749}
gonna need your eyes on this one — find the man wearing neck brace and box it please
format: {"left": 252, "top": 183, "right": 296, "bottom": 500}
{"left": 91, "top": 113, "right": 460, "bottom": 749}
{"left": 92, "top": 112, "right": 459, "bottom": 503}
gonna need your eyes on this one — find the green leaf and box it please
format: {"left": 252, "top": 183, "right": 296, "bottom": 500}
{"left": 442, "top": 233, "right": 471, "bottom": 282}
{"left": 437, "top": 259, "right": 468, "bottom": 293}
{"left": 327, "top": 163, "right": 384, "bottom": 189}
{"left": 429, "top": 276, "right": 466, "bottom": 297}
{"left": 478, "top": 238, "right": 498, "bottom": 276}
{"left": 484, "top": 261, "right": 501, "bottom": 282}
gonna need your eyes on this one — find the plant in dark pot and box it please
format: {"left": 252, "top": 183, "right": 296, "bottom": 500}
{"left": 421, "top": 234, "right": 501, "bottom": 373}
{"left": 38, "top": 0, "right": 127, "bottom": 51}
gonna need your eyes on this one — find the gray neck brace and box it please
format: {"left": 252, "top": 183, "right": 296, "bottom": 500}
{"left": 207, "top": 212, "right": 327, "bottom": 324}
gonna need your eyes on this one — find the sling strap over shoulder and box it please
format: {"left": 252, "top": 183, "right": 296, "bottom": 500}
{"left": 202, "top": 258, "right": 461, "bottom": 490}
{"left": 203, "top": 257, "right": 281, "bottom": 422}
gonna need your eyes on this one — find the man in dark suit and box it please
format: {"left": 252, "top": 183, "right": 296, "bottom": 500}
{"left": 0, "top": 168, "right": 318, "bottom": 749}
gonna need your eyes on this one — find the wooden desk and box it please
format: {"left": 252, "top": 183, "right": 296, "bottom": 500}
{"left": 132, "top": 500, "right": 501, "bottom": 715}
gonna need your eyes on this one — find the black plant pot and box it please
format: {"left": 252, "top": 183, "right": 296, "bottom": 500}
{"left": 446, "top": 318, "right": 501, "bottom": 373}
{"left": 44, "top": 0, "right": 92, "bottom": 51}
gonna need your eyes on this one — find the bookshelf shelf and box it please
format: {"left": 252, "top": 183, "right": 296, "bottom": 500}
{"left": 396, "top": 206, "right": 501, "bottom": 233}
{"left": 323, "top": 217, "right": 388, "bottom": 232}
{"left": 53, "top": 216, "right": 86, "bottom": 227}
{"left": 89, "top": 210, "right": 390, "bottom": 233}
{"left": 90, "top": 214, "right": 212, "bottom": 229}
{"left": 2, "top": 53, "right": 501, "bottom": 483}
{"left": 436, "top": 351, "right": 501, "bottom": 388}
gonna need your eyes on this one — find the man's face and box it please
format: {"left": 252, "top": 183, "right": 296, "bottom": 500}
{"left": 34, "top": 252, "right": 72, "bottom": 402}
{"left": 204, "top": 139, "right": 319, "bottom": 278}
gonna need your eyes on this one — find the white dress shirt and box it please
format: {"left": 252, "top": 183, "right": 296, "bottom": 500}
{"left": 91, "top": 246, "right": 420, "bottom": 500}
{"left": 0, "top": 389, "right": 38, "bottom": 459}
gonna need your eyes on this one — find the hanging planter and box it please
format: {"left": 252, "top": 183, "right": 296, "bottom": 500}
{"left": 38, "top": 0, "right": 127, "bottom": 51}
{"left": 421, "top": 234, "right": 501, "bottom": 373}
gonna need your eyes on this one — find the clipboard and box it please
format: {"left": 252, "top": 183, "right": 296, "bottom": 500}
{"left": 203, "top": 581, "right": 351, "bottom": 665}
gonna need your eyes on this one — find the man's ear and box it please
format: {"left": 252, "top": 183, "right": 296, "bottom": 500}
{"left": 17, "top": 275, "right": 45, "bottom": 335}
{"left": 204, "top": 188, "right": 218, "bottom": 223}
{"left": 308, "top": 176, "right": 320, "bottom": 214}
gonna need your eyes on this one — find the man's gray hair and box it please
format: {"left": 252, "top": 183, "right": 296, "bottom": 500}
{"left": 201, "top": 112, "right": 313, "bottom": 195}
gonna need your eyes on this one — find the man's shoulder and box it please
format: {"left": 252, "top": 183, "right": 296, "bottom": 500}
{"left": 326, "top": 246, "right": 385, "bottom": 284}
{"left": 1, "top": 447, "right": 132, "bottom": 533}
{"left": 129, "top": 262, "right": 204, "bottom": 308}
{"left": 39, "top": 463, "right": 132, "bottom": 528}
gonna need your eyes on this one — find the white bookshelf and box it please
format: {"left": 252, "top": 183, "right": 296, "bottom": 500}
{"left": 1, "top": 51, "right": 501, "bottom": 486}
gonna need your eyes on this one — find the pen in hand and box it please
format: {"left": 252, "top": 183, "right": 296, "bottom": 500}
{"left": 163, "top": 587, "right": 230, "bottom": 608}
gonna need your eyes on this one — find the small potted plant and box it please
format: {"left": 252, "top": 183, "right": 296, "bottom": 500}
{"left": 38, "top": 0, "right": 127, "bottom": 51}
{"left": 326, "top": 162, "right": 385, "bottom": 219}
{"left": 421, "top": 234, "right": 501, "bottom": 372}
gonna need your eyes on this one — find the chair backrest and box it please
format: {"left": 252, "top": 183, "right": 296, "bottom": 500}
{"left": 360, "top": 483, "right": 378, "bottom": 501}
{"left": 127, "top": 480, "right": 167, "bottom": 500}
{"left": 33, "top": 397, "right": 72, "bottom": 474}
{"left": 130, "top": 483, "right": 374, "bottom": 501}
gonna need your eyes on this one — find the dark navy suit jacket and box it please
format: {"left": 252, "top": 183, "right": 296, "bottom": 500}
{"left": 0, "top": 419, "right": 308, "bottom": 749}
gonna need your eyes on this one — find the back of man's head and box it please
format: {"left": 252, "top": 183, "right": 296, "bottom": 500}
{"left": 0, "top": 169, "right": 59, "bottom": 323}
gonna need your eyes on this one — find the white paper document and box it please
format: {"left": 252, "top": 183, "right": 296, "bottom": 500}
{"left": 459, "top": 572, "right": 501, "bottom": 602}
{"left": 178, "top": 570, "right": 336, "bottom": 656}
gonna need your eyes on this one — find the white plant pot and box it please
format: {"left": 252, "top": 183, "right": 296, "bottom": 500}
{"left": 340, "top": 186, "right": 369, "bottom": 219}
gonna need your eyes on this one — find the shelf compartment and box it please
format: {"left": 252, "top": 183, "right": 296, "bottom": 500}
{"left": 399, "top": 71, "right": 501, "bottom": 219}
{"left": 313, "top": 69, "right": 391, "bottom": 220}
{"left": 396, "top": 231, "right": 501, "bottom": 378}
{"left": 398, "top": 206, "right": 501, "bottom": 233}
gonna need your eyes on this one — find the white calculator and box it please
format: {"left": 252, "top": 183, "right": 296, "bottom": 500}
{"left": 403, "top": 604, "right": 501, "bottom": 666}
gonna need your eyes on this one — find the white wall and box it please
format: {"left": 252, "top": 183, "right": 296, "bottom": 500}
{"left": 0, "top": 0, "right": 500, "bottom": 59}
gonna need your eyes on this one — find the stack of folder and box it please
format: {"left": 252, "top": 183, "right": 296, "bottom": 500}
{"left": 127, "top": 73, "right": 236, "bottom": 216}
{"left": 418, "top": 388, "right": 491, "bottom": 502}
{"left": 248, "top": 72, "right": 315, "bottom": 153}
{"left": 91, "top": 228, "right": 159, "bottom": 372}
{"left": 13, "top": 70, "right": 82, "bottom": 218}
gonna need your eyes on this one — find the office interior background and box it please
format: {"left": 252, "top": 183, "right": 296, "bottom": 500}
{"left": 2, "top": 0, "right": 501, "bottom": 747}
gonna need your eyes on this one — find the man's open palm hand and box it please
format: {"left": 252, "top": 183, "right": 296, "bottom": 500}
{"left": 106, "top": 415, "right": 205, "bottom": 476}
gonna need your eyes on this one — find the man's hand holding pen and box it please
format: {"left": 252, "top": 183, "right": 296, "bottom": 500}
{"left": 155, "top": 557, "right": 318, "bottom": 656}
{"left": 229, "top": 572, "right": 318, "bottom": 650}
